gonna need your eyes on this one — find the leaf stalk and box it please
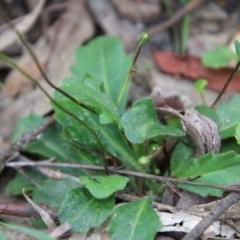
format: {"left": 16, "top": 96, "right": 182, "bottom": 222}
{"left": 117, "top": 32, "right": 150, "bottom": 107}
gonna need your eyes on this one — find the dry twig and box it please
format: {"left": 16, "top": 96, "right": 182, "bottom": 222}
{"left": 0, "top": 116, "right": 55, "bottom": 172}
{"left": 116, "top": 193, "right": 177, "bottom": 213}
{"left": 5, "top": 161, "right": 240, "bottom": 193}
{"left": 148, "top": 0, "right": 206, "bottom": 36}
{"left": 182, "top": 192, "right": 240, "bottom": 240}
{"left": 23, "top": 188, "right": 56, "bottom": 230}
{"left": 0, "top": 202, "right": 58, "bottom": 221}
{"left": 0, "top": 0, "right": 46, "bottom": 51}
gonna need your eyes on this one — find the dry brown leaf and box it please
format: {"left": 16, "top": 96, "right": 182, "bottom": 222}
{"left": 153, "top": 51, "right": 240, "bottom": 93}
{"left": 0, "top": 2, "right": 95, "bottom": 147}
{"left": 0, "top": 0, "right": 45, "bottom": 51}
{"left": 87, "top": 0, "right": 139, "bottom": 46}
{"left": 111, "top": 0, "right": 161, "bottom": 23}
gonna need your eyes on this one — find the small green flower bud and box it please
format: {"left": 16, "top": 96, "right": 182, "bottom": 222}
{"left": 149, "top": 144, "right": 159, "bottom": 154}
{"left": 140, "top": 32, "right": 150, "bottom": 44}
{"left": 138, "top": 156, "right": 150, "bottom": 165}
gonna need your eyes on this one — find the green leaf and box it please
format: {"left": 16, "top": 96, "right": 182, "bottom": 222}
{"left": 217, "top": 94, "right": 240, "bottom": 139}
{"left": 22, "top": 122, "right": 100, "bottom": 176}
{"left": 221, "top": 138, "right": 240, "bottom": 154}
{"left": 0, "top": 222, "right": 55, "bottom": 240}
{"left": 121, "top": 98, "right": 185, "bottom": 143}
{"left": 54, "top": 76, "right": 120, "bottom": 126}
{"left": 12, "top": 114, "right": 46, "bottom": 142}
{"left": 70, "top": 36, "right": 132, "bottom": 114}
{"left": 108, "top": 198, "right": 161, "bottom": 240}
{"left": 194, "top": 79, "right": 208, "bottom": 95}
{"left": 31, "top": 219, "right": 47, "bottom": 229}
{"left": 80, "top": 175, "right": 129, "bottom": 199}
{"left": 32, "top": 178, "right": 80, "bottom": 209}
{"left": 59, "top": 187, "right": 114, "bottom": 232}
{"left": 234, "top": 39, "right": 240, "bottom": 61}
{"left": 202, "top": 46, "right": 237, "bottom": 69}
{"left": 171, "top": 141, "right": 195, "bottom": 176}
{"left": 6, "top": 172, "right": 34, "bottom": 195}
{"left": 6, "top": 169, "right": 46, "bottom": 196}
{"left": 13, "top": 115, "right": 96, "bottom": 173}
{"left": 0, "top": 231, "right": 6, "bottom": 240}
{"left": 235, "top": 122, "right": 240, "bottom": 145}
{"left": 53, "top": 95, "right": 141, "bottom": 171}
{"left": 176, "top": 151, "right": 240, "bottom": 197}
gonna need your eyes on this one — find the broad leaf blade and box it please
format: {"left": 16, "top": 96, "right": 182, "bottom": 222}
{"left": 108, "top": 198, "right": 161, "bottom": 240}
{"left": 6, "top": 169, "right": 46, "bottom": 196}
{"left": 70, "top": 36, "right": 132, "bottom": 114}
{"left": 202, "top": 46, "right": 237, "bottom": 69}
{"left": 176, "top": 151, "right": 240, "bottom": 197}
{"left": 171, "top": 141, "right": 195, "bottom": 176}
{"left": 12, "top": 114, "right": 46, "bottom": 142}
{"left": 12, "top": 114, "right": 100, "bottom": 176}
{"left": 55, "top": 76, "right": 120, "bottom": 126}
{"left": 53, "top": 97, "right": 141, "bottom": 171}
{"left": 121, "top": 98, "right": 185, "bottom": 143}
{"left": 20, "top": 121, "right": 99, "bottom": 176}
{"left": 32, "top": 178, "right": 80, "bottom": 210}
{"left": 59, "top": 188, "right": 114, "bottom": 232}
{"left": 80, "top": 175, "right": 129, "bottom": 199}
{"left": 217, "top": 94, "right": 240, "bottom": 139}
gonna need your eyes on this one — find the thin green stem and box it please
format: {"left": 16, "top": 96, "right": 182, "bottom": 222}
{"left": 117, "top": 74, "right": 130, "bottom": 107}
{"left": 117, "top": 32, "right": 149, "bottom": 107}
{"left": 200, "top": 93, "right": 207, "bottom": 106}
{"left": 0, "top": 53, "right": 109, "bottom": 175}
{"left": 211, "top": 60, "right": 240, "bottom": 110}
{"left": 180, "top": 14, "right": 190, "bottom": 55}
{"left": 147, "top": 147, "right": 162, "bottom": 159}
{"left": 0, "top": 7, "right": 95, "bottom": 114}
{"left": 117, "top": 42, "right": 143, "bottom": 107}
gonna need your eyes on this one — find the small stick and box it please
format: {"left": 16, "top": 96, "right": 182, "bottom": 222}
{"left": 0, "top": 0, "right": 46, "bottom": 51}
{"left": 182, "top": 192, "right": 240, "bottom": 240}
{"left": 17, "top": 155, "right": 80, "bottom": 182}
{"left": 0, "top": 53, "right": 108, "bottom": 175}
{"left": 148, "top": 0, "right": 205, "bottom": 36}
{"left": 0, "top": 2, "right": 67, "bottom": 33}
{"left": 116, "top": 193, "right": 177, "bottom": 213}
{"left": 6, "top": 161, "right": 240, "bottom": 193}
{"left": 0, "top": 202, "right": 58, "bottom": 221}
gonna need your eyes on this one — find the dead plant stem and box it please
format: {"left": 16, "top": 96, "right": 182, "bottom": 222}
{"left": 0, "top": 202, "right": 58, "bottom": 221}
{"left": 148, "top": 0, "right": 205, "bottom": 36}
{"left": 182, "top": 192, "right": 240, "bottom": 240}
{"left": 5, "top": 161, "right": 240, "bottom": 193}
